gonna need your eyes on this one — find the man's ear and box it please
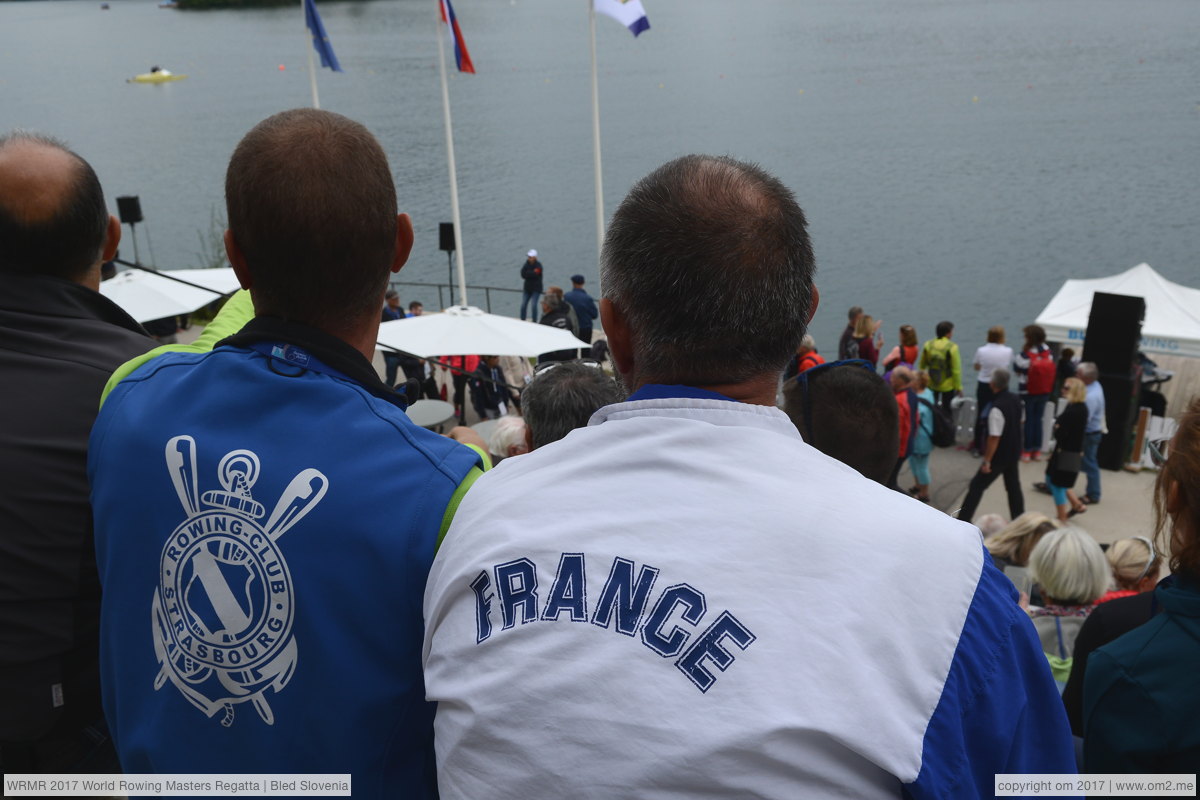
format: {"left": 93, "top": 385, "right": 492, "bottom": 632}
{"left": 101, "top": 214, "right": 121, "bottom": 263}
{"left": 807, "top": 284, "right": 820, "bottom": 325}
{"left": 600, "top": 298, "right": 634, "bottom": 378}
{"left": 392, "top": 213, "right": 414, "bottom": 274}
{"left": 523, "top": 423, "right": 534, "bottom": 453}
{"left": 225, "top": 230, "right": 252, "bottom": 290}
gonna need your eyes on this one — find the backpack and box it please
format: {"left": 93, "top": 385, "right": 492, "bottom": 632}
{"left": 923, "top": 340, "right": 950, "bottom": 387}
{"left": 1026, "top": 346, "right": 1055, "bottom": 395}
{"left": 917, "top": 396, "right": 956, "bottom": 448}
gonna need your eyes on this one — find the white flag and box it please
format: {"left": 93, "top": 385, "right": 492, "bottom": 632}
{"left": 594, "top": 0, "right": 649, "bottom": 37}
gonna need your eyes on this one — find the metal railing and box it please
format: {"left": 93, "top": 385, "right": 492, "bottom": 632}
{"left": 385, "top": 279, "right": 523, "bottom": 314}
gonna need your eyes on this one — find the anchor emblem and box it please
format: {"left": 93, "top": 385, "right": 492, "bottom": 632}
{"left": 151, "top": 435, "right": 328, "bottom": 726}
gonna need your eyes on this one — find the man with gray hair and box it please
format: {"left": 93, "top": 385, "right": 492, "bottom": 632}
{"left": 521, "top": 360, "right": 624, "bottom": 450}
{"left": 1076, "top": 361, "right": 1105, "bottom": 504}
{"left": 424, "top": 155, "right": 1073, "bottom": 797}
{"left": 958, "top": 366, "right": 1026, "bottom": 521}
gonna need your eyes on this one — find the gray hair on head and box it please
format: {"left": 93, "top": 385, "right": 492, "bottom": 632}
{"left": 488, "top": 416, "right": 527, "bottom": 460}
{"left": 601, "top": 154, "right": 815, "bottom": 386}
{"left": 1077, "top": 361, "right": 1099, "bottom": 382}
{"left": 990, "top": 367, "right": 1011, "bottom": 392}
{"left": 522, "top": 361, "right": 625, "bottom": 450}
{"left": 800, "top": 334, "right": 816, "bottom": 351}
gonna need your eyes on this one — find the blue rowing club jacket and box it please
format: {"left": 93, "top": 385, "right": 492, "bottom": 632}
{"left": 89, "top": 319, "right": 479, "bottom": 798}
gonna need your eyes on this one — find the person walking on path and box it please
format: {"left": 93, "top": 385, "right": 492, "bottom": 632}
{"left": 919, "top": 320, "right": 962, "bottom": 414}
{"left": 564, "top": 274, "right": 598, "bottom": 345}
{"left": 424, "top": 154, "right": 1075, "bottom": 800}
{"left": 958, "top": 367, "right": 1025, "bottom": 522}
{"left": 1077, "top": 361, "right": 1105, "bottom": 504}
{"left": 1043, "top": 377, "right": 1089, "bottom": 522}
{"left": 1014, "top": 324, "right": 1055, "bottom": 462}
{"left": 519, "top": 249, "right": 543, "bottom": 322}
{"left": 970, "top": 326, "right": 1014, "bottom": 455}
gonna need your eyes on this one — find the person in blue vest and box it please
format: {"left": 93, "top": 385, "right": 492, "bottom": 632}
{"left": 88, "top": 109, "right": 482, "bottom": 799}
{"left": 564, "top": 274, "right": 598, "bottom": 347}
{"left": 957, "top": 367, "right": 1026, "bottom": 522}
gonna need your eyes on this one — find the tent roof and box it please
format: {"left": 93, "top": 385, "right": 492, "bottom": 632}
{"left": 1034, "top": 263, "right": 1200, "bottom": 358}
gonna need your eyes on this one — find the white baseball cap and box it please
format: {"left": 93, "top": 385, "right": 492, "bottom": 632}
{"left": 527, "top": 249, "right": 538, "bottom": 258}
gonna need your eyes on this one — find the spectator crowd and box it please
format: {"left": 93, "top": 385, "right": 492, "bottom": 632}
{"left": 2, "top": 110, "right": 1196, "bottom": 799}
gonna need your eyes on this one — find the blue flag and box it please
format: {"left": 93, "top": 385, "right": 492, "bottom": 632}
{"left": 304, "top": 0, "right": 343, "bottom": 72}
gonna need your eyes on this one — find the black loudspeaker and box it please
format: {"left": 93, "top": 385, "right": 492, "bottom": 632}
{"left": 1082, "top": 292, "right": 1144, "bottom": 375}
{"left": 116, "top": 195, "right": 143, "bottom": 225}
{"left": 1097, "top": 373, "right": 1140, "bottom": 470}
{"left": 439, "top": 222, "right": 455, "bottom": 252}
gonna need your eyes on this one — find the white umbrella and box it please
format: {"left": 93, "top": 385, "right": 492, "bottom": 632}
{"left": 376, "top": 305, "right": 590, "bottom": 357}
{"left": 161, "top": 267, "right": 241, "bottom": 295}
{"left": 100, "top": 268, "right": 236, "bottom": 323}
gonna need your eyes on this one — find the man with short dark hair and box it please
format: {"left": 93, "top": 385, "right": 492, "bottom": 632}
{"left": 783, "top": 360, "right": 897, "bottom": 484}
{"left": 838, "top": 305, "right": 863, "bottom": 359}
{"left": 521, "top": 360, "right": 624, "bottom": 450}
{"left": 919, "top": 319, "right": 962, "bottom": 414}
{"left": 424, "top": 155, "right": 1073, "bottom": 798}
{"left": 0, "top": 132, "right": 153, "bottom": 775}
{"left": 564, "top": 274, "right": 598, "bottom": 345}
{"left": 381, "top": 289, "right": 405, "bottom": 387}
{"left": 957, "top": 367, "right": 1025, "bottom": 521}
{"left": 88, "top": 110, "right": 481, "bottom": 796}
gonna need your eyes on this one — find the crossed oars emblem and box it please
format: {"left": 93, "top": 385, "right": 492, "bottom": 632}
{"left": 154, "top": 435, "right": 328, "bottom": 726}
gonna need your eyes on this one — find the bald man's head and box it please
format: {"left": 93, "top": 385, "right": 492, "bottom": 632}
{"left": 0, "top": 133, "right": 111, "bottom": 282}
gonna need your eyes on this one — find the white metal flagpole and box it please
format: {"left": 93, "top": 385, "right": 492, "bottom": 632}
{"left": 436, "top": 4, "right": 469, "bottom": 307}
{"left": 589, "top": 0, "right": 605, "bottom": 285}
{"left": 305, "top": 0, "right": 320, "bottom": 109}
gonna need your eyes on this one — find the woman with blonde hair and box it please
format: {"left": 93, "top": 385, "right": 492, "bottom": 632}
{"left": 985, "top": 511, "right": 1059, "bottom": 570}
{"left": 1084, "top": 398, "right": 1200, "bottom": 769}
{"left": 1045, "top": 377, "right": 1088, "bottom": 522}
{"left": 1095, "top": 536, "right": 1162, "bottom": 605}
{"left": 851, "top": 314, "right": 883, "bottom": 367}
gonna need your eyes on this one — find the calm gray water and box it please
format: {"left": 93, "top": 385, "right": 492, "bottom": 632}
{"left": 2, "top": 0, "right": 1198, "bottom": 354}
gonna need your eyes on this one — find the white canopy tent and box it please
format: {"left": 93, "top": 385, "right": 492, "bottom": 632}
{"left": 1034, "top": 263, "right": 1200, "bottom": 358}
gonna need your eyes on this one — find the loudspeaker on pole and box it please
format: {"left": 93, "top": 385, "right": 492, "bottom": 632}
{"left": 439, "top": 222, "right": 456, "bottom": 253}
{"left": 116, "top": 196, "right": 143, "bottom": 225}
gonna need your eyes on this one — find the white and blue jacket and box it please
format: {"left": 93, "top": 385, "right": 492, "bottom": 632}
{"left": 424, "top": 385, "right": 1077, "bottom": 799}
{"left": 90, "top": 318, "right": 480, "bottom": 799}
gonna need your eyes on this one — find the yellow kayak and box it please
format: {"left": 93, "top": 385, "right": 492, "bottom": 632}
{"left": 128, "top": 71, "right": 187, "bottom": 84}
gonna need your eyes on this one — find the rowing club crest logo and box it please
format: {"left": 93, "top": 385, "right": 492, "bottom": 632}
{"left": 152, "top": 435, "right": 328, "bottom": 727}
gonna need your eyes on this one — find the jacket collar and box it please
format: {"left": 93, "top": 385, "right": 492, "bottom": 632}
{"left": 0, "top": 270, "right": 148, "bottom": 335}
{"left": 219, "top": 316, "right": 401, "bottom": 404}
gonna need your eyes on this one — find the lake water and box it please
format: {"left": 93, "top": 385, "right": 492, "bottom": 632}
{"left": 2, "top": 0, "right": 1198, "bottom": 355}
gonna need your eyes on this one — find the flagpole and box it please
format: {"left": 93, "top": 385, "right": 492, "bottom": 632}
{"left": 305, "top": 0, "right": 320, "bottom": 108}
{"left": 436, "top": 5, "right": 469, "bottom": 307}
{"left": 589, "top": 0, "right": 605, "bottom": 286}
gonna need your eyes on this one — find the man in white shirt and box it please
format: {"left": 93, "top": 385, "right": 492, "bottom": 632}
{"left": 970, "top": 325, "right": 1013, "bottom": 454}
{"left": 423, "top": 155, "right": 1076, "bottom": 799}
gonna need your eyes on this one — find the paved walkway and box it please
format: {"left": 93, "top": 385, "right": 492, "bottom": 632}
{"left": 907, "top": 446, "right": 1160, "bottom": 547}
